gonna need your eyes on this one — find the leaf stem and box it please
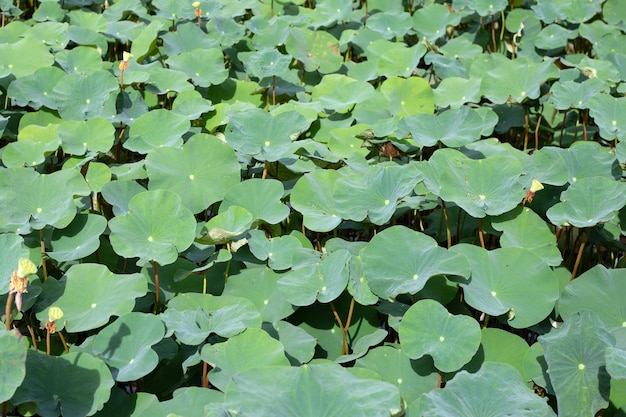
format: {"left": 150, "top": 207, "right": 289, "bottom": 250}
{"left": 440, "top": 200, "right": 452, "bottom": 249}
{"left": 478, "top": 218, "right": 485, "bottom": 249}
{"left": 570, "top": 228, "right": 589, "bottom": 281}
{"left": 330, "top": 301, "right": 349, "bottom": 355}
{"left": 40, "top": 229, "right": 48, "bottom": 281}
{"left": 151, "top": 260, "right": 160, "bottom": 314}
{"left": 4, "top": 292, "right": 14, "bottom": 330}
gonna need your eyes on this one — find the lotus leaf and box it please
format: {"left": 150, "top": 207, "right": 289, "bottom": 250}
{"left": 433, "top": 77, "right": 482, "bottom": 108}
{"left": 89, "top": 312, "right": 165, "bottom": 382}
{"left": 166, "top": 48, "right": 228, "bottom": 87}
{"left": 370, "top": 41, "right": 425, "bottom": 78}
{"left": 55, "top": 46, "right": 104, "bottom": 74}
{"left": 47, "top": 213, "right": 107, "bottom": 262}
{"left": 546, "top": 176, "right": 626, "bottom": 227}
{"left": 197, "top": 206, "right": 253, "bottom": 245}
{"left": 11, "top": 350, "right": 114, "bottom": 417}
{"left": 35, "top": 263, "right": 146, "bottom": 332}
{"left": 125, "top": 109, "right": 190, "bottom": 154}
{"left": 264, "top": 321, "right": 316, "bottom": 365}
{"left": 412, "top": 4, "right": 462, "bottom": 41}
{"left": 463, "top": 328, "right": 530, "bottom": 378}
{"left": 310, "top": 74, "right": 376, "bottom": 113}
{"left": 239, "top": 48, "right": 293, "bottom": 80}
{"left": 144, "top": 67, "right": 195, "bottom": 95}
{"left": 1, "top": 141, "right": 47, "bottom": 168}
{"left": 145, "top": 134, "right": 240, "bottom": 214}
{"left": 161, "top": 22, "right": 219, "bottom": 55}
{"left": 226, "top": 108, "right": 310, "bottom": 161}
{"left": 57, "top": 118, "right": 115, "bottom": 155}
{"left": 361, "top": 225, "right": 470, "bottom": 299}
{"left": 399, "top": 299, "right": 480, "bottom": 372}
{"left": 205, "top": 16, "right": 246, "bottom": 47}
{"left": 246, "top": 230, "right": 303, "bottom": 271}
{"left": 201, "top": 328, "right": 290, "bottom": 391}
{"left": 152, "top": 0, "right": 195, "bottom": 20}
{"left": 309, "top": 0, "right": 353, "bottom": 27}
{"left": 420, "top": 362, "right": 555, "bottom": 417}
{"left": 558, "top": 265, "right": 626, "bottom": 331}
{"left": 0, "top": 234, "right": 30, "bottom": 295}
{"left": 0, "top": 37, "right": 54, "bottom": 78}
{"left": 7, "top": 66, "right": 65, "bottom": 110}
{"left": 367, "top": 11, "right": 413, "bottom": 39}
{"left": 108, "top": 189, "right": 197, "bottom": 266}
{"left": 0, "top": 329, "right": 28, "bottom": 403}
{"left": 222, "top": 265, "right": 296, "bottom": 323}
{"left": 451, "top": 245, "right": 559, "bottom": 328}
{"left": 588, "top": 93, "right": 626, "bottom": 141}
{"left": 130, "top": 21, "right": 162, "bottom": 62}
{"left": 220, "top": 179, "right": 289, "bottom": 225}
{"left": 161, "top": 387, "right": 225, "bottom": 417}
{"left": 539, "top": 311, "right": 615, "bottom": 417}
{"left": 53, "top": 70, "right": 119, "bottom": 121}
{"left": 223, "top": 362, "right": 401, "bottom": 417}
{"left": 101, "top": 180, "right": 146, "bottom": 216}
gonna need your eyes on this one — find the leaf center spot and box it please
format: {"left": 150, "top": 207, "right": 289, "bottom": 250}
{"left": 491, "top": 291, "right": 497, "bottom": 297}
{"left": 612, "top": 120, "right": 617, "bottom": 126}
{"left": 264, "top": 141, "right": 271, "bottom": 146}
{"left": 578, "top": 363, "right": 585, "bottom": 370}
{"left": 412, "top": 274, "right": 418, "bottom": 280}
{"left": 85, "top": 99, "right": 91, "bottom": 104}
{"left": 439, "top": 336, "right": 445, "bottom": 342}
{"left": 397, "top": 378, "right": 403, "bottom": 384}
{"left": 91, "top": 303, "right": 97, "bottom": 308}
{"left": 263, "top": 299, "right": 269, "bottom": 305}
{"left": 384, "top": 199, "right": 390, "bottom": 205}
{"left": 479, "top": 194, "right": 486, "bottom": 200}
{"left": 189, "top": 174, "right": 195, "bottom": 180}
{"left": 36, "top": 207, "right": 43, "bottom": 213}
{"left": 321, "top": 286, "right": 327, "bottom": 291}
{"left": 148, "top": 236, "right": 154, "bottom": 242}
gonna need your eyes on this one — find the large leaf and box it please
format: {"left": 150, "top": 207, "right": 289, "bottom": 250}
{"left": 108, "top": 189, "right": 197, "bottom": 266}
{"left": 451, "top": 245, "right": 559, "bottom": 328}
{"left": 220, "top": 179, "right": 289, "bottom": 224}
{"left": 539, "top": 311, "right": 615, "bottom": 417}
{"left": 0, "top": 37, "right": 54, "bottom": 78}
{"left": 0, "top": 329, "right": 28, "bottom": 403}
{"left": 12, "top": 350, "right": 115, "bottom": 417}
{"left": 53, "top": 70, "right": 119, "bottom": 121}
{"left": 399, "top": 299, "right": 481, "bottom": 372}
{"left": 420, "top": 362, "right": 555, "bottom": 417}
{"left": 35, "top": 263, "right": 147, "bottom": 333}
{"left": 361, "top": 225, "right": 470, "bottom": 299}
{"left": 290, "top": 170, "right": 343, "bottom": 232}
{"left": 125, "top": 109, "right": 190, "bottom": 154}
{"left": 145, "top": 134, "right": 240, "bottom": 214}
{"left": 223, "top": 362, "right": 401, "bottom": 417}
{"left": 47, "top": 213, "right": 107, "bottom": 262}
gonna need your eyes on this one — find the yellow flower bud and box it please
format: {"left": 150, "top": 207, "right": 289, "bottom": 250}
{"left": 122, "top": 51, "right": 133, "bottom": 62}
{"left": 529, "top": 179, "right": 544, "bottom": 193}
{"left": 16, "top": 258, "right": 36, "bottom": 278}
{"left": 48, "top": 306, "right": 64, "bottom": 322}
{"left": 192, "top": 1, "right": 201, "bottom": 7}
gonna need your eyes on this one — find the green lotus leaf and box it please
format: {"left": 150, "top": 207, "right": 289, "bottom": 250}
{"left": 161, "top": 21, "right": 219, "bottom": 55}
{"left": 531, "top": 0, "right": 603, "bottom": 24}
{"left": 32, "top": 1, "right": 63, "bottom": 21}
{"left": 11, "top": 350, "right": 114, "bottom": 417}
{"left": 463, "top": 328, "right": 530, "bottom": 378}
{"left": 558, "top": 265, "right": 626, "bottom": 331}
{"left": 226, "top": 108, "right": 310, "bottom": 161}
{"left": 380, "top": 76, "right": 433, "bottom": 117}
{"left": 130, "top": 20, "right": 162, "bottom": 62}
{"left": 399, "top": 106, "right": 496, "bottom": 148}
{"left": 108, "top": 189, "right": 197, "bottom": 266}
{"left": 480, "top": 58, "right": 559, "bottom": 104}
{"left": 421, "top": 149, "right": 525, "bottom": 218}
{"left": 205, "top": 16, "right": 246, "bottom": 47}
{"left": 335, "top": 328, "right": 388, "bottom": 364}
{"left": 35, "top": 263, "right": 147, "bottom": 333}
{"left": 197, "top": 206, "right": 253, "bottom": 245}
{"left": 101, "top": 180, "right": 146, "bottom": 216}
{"left": 125, "top": 109, "right": 190, "bottom": 154}
{"left": 277, "top": 249, "right": 350, "bottom": 306}
{"left": 310, "top": 74, "right": 376, "bottom": 113}
{"left": 0, "top": 329, "right": 28, "bottom": 403}
{"left": 491, "top": 206, "right": 562, "bottom": 266}
{"left": 549, "top": 77, "right": 606, "bottom": 111}
{"left": 87, "top": 312, "right": 165, "bottom": 382}
{"left": 53, "top": 70, "right": 119, "bottom": 121}
{"left": 539, "top": 311, "right": 614, "bottom": 417}
{"left": 47, "top": 213, "right": 107, "bottom": 262}
{"left": 15, "top": 123, "right": 60, "bottom": 154}
{"left": 523, "top": 341, "right": 552, "bottom": 393}
{"left": 57, "top": 118, "right": 115, "bottom": 155}
{"left": 607, "top": 343, "right": 626, "bottom": 380}
{"left": 152, "top": 0, "right": 195, "bottom": 20}
{"left": 109, "top": 89, "right": 149, "bottom": 126}
{"left": 144, "top": 67, "right": 195, "bottom": 95}
{"left": 0, "top": 167, "right": 90, "bottom": 231}
{"left": 546, "top": 176, "right": 626, "bottom": 227}
{"left": 420, "top": 362, "right": 555, "bottom": 417}
{"left": 366, "top": 11, "right": 413, "bottom": 39}
{"left": 201, "top": 328, "right": 290, "bottom": 391}
{"left": 455, "top": 0, "right": 508, "bottom": 15}
{"left": 264, "top": 320, "right": 316, "bottom": 365}
{"left": 535, "top": 23, "right": 577, "bottom": 50}
{"left": 333, "top": 163, "right": 422, "bottom": 225}
{"left": 165, "top": 48, "right": 228, "bottom": 87}
{"left": 0, "top": 234, "right": 29, "bottom": 295}
{"left": 84, "top": 162, "right": 111, "bottom": 193}
{"left": 93, "top": 389, "right": 164, "bottom": 417}
{"left": 55, "top": 46, "right": 103, "bottom": 74}
{"left": 224, "top": 362, "right": 401, "bottom": 417}
{"left": 291, "top": 170, "right": 343, "bottom": 232}
{"left": 309, "top": 0, "right": 353, "bottom": 27}
{"left": 7, "top": 66, "right": 65, "bottom": 109}
{"left": 588, "top": 93, "right": 626, "bottom": 141}
{"left": 163, "top": 293, "right": 262, "bottom": 343}
{"left": 1, "top": 141, "right": 47, "bottom": 168}
{"left": 246, "top": 230, "right": 303, "bottom": 271}
{"left": 161, "top": 387, "right": 225, "bottom": 417}
{"left": 356, "top": 345, "right": 438, "bottom": 403}
{"left": 239, "top": 48, "right": 293, "bottom": 80}
{"left": 399, "top": 299, "right": 481, "bottom": 372}
{"left": 451, "top": 245, "right": 559, "bottom": 328}
{"left": 171, "top": 89, "right": 213, "bottom": 120}
{"left": 0, "top": 37, "right": 54, "bottom": 78}
{"left": 433, "top": 76, "right": 482, "bottom": 108}
{"left": 246, "top": 15, "right": 292, "bottom": 49}
{"left": 369, "top": 40, "right": 425, "bottom": 78}
{"left": 145, "top": 134, "right": 240, "bottom": 214}
{"left": 220, "top": 179, "right": 289, "bottom": 225}
{"left": 222, "top": 265, "right": 296, "bottom": 323}
{"left": 361, "top": 225, "right": 470, "bottom": 299}
{"left": 412, "top": 4, "right": 462, "bottom": 41}
{"left": 530, "top": 146, "right": 569, "bottom": 186}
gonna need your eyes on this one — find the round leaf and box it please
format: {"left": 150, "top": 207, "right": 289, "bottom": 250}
{"left": 47, "top": 213, "right": 107, "bottom": 262}
{"left": 57, "top": 118, "right": 115, "bottom": 155}
{"left": 0, "top": 329, "right": 28, "bottom": 403}
{"left": 290, "top": 170, "right": 342, "bottom": 232}
{"left": 220, "top": 179, "right": 289, "bottom": 224}
{"left": 165, "top": 48, "right": 228, "bottom": 87}
{"left": 125, "top": 109, "right": 190, "bottom": 154}
{"left": 108, "top": 189, "right": 197, "bottom": 266}
{"left": 399, "top": 299, "right": 481, "bottom": 372}
{"left": 53, "top": 70, "right": 119, "bottom": 121}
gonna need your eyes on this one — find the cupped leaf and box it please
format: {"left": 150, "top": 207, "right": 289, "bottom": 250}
{"left": 220, "top": 179, "right": 289, "bottom": 225}
{"left": 433, "top": 76, "right": 482, "bottom": 108}
{"left": 246, "top": 229, "right": 303, "bottom": 271}
{"left": 0, "top": 329, "right": 28, "bottom": 403}
{"left": 361, "top": 225, "right": 470, "bottom": 299}
{"left": 420, "top": 362, "right": 555, "bottom": 417}
{"left": 399, "top": 299, "right": 481, "bottom": 372}
{"left": 539, "top": 311, "right": 615, "bottom": 417}
{"left": 11, "top": 350, "right": 114, "bottom": 417}
{"left": 7, "top": 66, "right": 65, "bottom": 109}
{"left": 108, "top": 189, "right": 197, "bottom": 266}
{"left": 239, "top": 48, "right": 293, "bottom": 80}
{"left": 412, "top": 4, "right": 462, "bottom": 41}
{"left": 225, "top": 108, "right": 310, "bottom": 161}
{"left": 277, "top": 249, "right": 350, "bottom": 306}
{"left": 421, "top": 148, "right": 525, "bottom": 218}
{"left": 145, "top": 134, "right": 240, "bottom": 214}
{"left": 558, "top": 265, "right": 626, "bottom": 331}
{"left": 310, "top": 74, "right": 376, "bottom": 113}
{"left": 546, "top": 176, "right": 626, "bottom": 227}
{"left": 548, "top": 78, "right": 606, "bottom": 111}
{"left": 47, "top": 213, "right": 107, "bottom": 262}
{"left": 450, "top": 245, "right": 559, "bottom": 329}
{"left": 201, "top": 328, "right": 290, "bottom": 391}
{"left": 35, "top": 263, "right": 147, "bottom": 333}
{"left": 125, "top": 109, "right": 190, "bottom": 154}
{"left": 224, "top": 362, "right": 401, "bottom": 417}
{"left": 290, "top": 170, "right": 343, "bottom": 232}
{"left": 588, "top": 94, "right": 626, "bottom": 141}
{"left": 90, "top": 312, "right": 165, "bottom": 382}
